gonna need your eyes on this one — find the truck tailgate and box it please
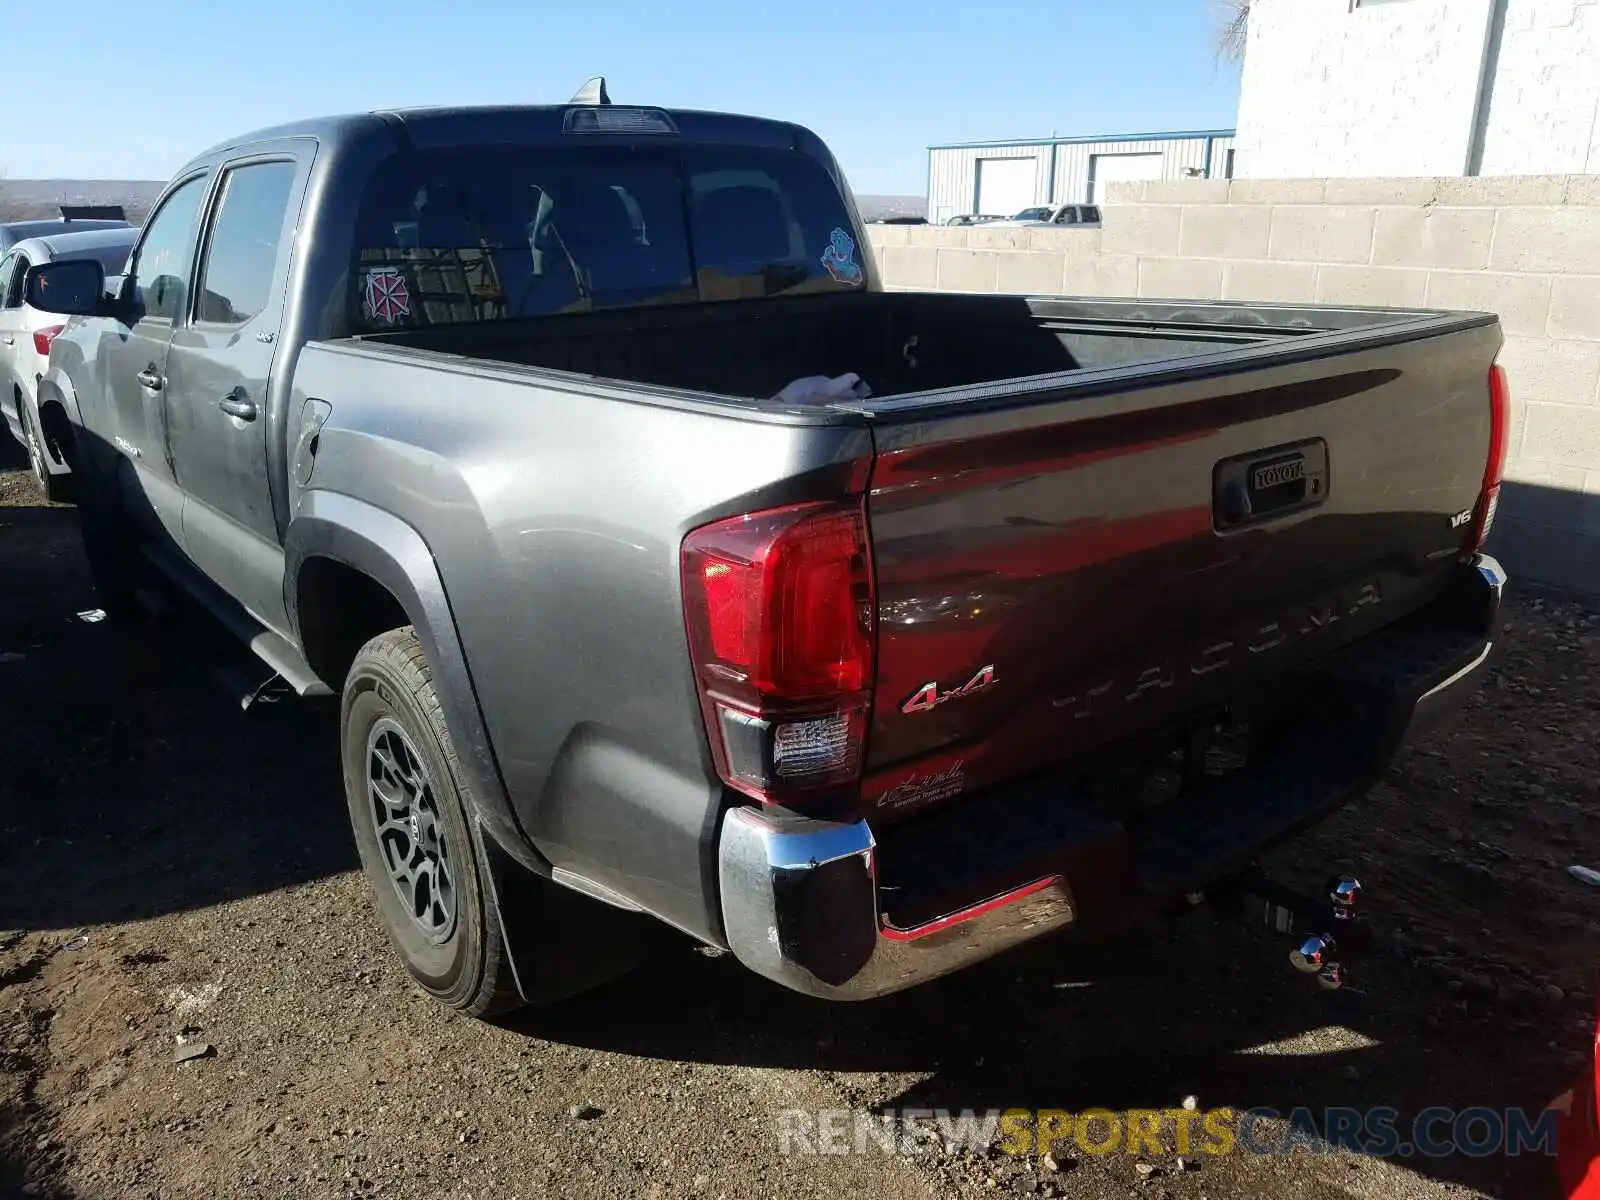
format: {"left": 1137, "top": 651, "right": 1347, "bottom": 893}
{"left": 860, "top": 320, "right": 1503, "bottom": 819}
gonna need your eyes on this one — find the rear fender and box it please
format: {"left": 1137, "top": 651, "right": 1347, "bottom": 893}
{"left": 291, "top": 492, "right": 669, "bottom": 1003}
{"left": 285, "top": 491, "right": 625, "bottom": 1001}
{"left": 284, "top": 490, "right": 540, "bottom": 873}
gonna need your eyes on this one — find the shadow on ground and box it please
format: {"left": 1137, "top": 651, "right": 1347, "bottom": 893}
{"left": 509, "top": 902, "right": 1582, "bottom": 1196}
{"left": 0, "top": 492, "right": 356, "bottom": 933}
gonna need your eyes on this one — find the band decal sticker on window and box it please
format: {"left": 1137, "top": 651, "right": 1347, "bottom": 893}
{"left": 362, "top": 266, "right": 413, "bottom": 324}
{"left": 820, "top": 227, "right": 863, "bottom": 286}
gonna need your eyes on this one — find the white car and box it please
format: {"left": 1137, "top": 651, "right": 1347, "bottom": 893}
{"left": 988, "top": 203, "right": 1103, "bottom": 229}
{"left": 0, "top": 227, "right": 138, "bottom": 500}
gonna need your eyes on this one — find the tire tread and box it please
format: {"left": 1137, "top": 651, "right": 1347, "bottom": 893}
{"left": 349, "top": 626, "right": 521, "bottom": 1018}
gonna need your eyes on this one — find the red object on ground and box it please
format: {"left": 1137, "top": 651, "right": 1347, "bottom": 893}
{"left": 1556, "top": 988, "right": 1600, "bottom": 1199}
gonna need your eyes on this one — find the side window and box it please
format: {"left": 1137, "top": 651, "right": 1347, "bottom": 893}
{"left": 195, "top": 161, "right": 298, "bottom": 326}
{"left": 0, "top": 253, "right": 20, "bottom": 308}
{"left": 3, "top": 254, "right": 32, "bottom": 308}
{"left": 129, "top": 176, "right": 209, "bottom": 321}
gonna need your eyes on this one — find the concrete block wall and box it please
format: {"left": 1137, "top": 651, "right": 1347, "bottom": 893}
{"left": 867, "top": 223, "right": 1139, "bottom": 299}
{"left": 865, "top": 176, "right": 1600, "bottom": 591}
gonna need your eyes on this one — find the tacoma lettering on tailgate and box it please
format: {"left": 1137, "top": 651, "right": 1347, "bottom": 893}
{"left": 1051, "top": 579, "right": 1385, "bottom": 720}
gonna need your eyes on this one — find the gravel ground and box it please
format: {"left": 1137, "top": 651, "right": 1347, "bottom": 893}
{"left": 2, "top": 448, "right": 1598, "bottom": 1200}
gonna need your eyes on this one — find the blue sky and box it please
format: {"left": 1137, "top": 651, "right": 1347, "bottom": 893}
{"left": 2, "top": 0, "right": 1241, "bottom": 193}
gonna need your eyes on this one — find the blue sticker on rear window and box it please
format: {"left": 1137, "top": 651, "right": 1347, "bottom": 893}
{"left": 821, "top": 227, "right": 864, "bottom": 286}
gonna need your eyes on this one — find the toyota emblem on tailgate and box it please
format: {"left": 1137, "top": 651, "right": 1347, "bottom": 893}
{"left": 1253, "top": 457, "right": 1306, "bottom": 490}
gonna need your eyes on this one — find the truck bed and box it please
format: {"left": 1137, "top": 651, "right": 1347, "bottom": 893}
{"left": 357, "top": 291, "right": 1496, "bottom": 413}
{"left": 342, "top": 290, "right": 1502, "bottom": 831}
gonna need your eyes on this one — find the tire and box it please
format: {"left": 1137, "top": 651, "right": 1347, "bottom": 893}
{"left": 22, "top": 404, "right": 73, "bottom": 504}
{"left": 341, "top": 627, "right": 522, "bottom": 1018}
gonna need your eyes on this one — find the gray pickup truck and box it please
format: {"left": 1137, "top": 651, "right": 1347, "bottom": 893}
{"left": 28, "top": 88, "right": 1509, "bottom": 1018}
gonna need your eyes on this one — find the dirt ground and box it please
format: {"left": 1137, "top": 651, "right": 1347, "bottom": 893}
{"left": 2, "top": 445, "right": 1598, "bottom": 1200}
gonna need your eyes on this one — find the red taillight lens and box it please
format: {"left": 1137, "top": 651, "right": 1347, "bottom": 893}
{"left": 32, "top": 325, "right": 66, "bottom": 358}
{"left": 682, "top": 499, "right": 875, "bottom": 805}
{"left": 1465, "top": 363, "right": 1510, "bottom": 554}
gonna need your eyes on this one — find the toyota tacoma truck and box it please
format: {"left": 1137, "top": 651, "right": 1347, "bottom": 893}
{"left": 28, "top": 84, "right": 1509, "bottom": 1016}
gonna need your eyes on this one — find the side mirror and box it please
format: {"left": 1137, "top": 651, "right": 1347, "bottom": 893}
{"left": 24, "top": 259, "right": 108, "bottom": 317}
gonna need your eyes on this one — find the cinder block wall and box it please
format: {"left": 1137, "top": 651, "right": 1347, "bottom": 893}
{"left": 865, "top": 177, "right": 1600, "bottom": 592}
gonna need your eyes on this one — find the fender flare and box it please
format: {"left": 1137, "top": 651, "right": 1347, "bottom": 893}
{"left": 36, "top": 367, "right": 83, "bottom": 427}
{"left": 283, "top": 490, "right": 542, "bottom": 877}
{"left": 34, "top": 369, "right": 89, "bottom": 473}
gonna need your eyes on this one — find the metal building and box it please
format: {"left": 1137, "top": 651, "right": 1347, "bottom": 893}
{"left": 926, "top": 129, "right": 1237, "bottom": 225}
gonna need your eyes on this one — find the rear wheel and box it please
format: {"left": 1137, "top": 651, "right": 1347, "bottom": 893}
{"left": 341, "top": 627, "right": 522, "bottom": 1017}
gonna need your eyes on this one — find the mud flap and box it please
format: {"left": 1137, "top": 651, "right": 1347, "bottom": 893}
{"left": 476, "top": 822, "right": 670, "bottom": 1007}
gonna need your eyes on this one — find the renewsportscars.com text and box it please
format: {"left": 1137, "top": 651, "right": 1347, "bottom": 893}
{"left": 775, "top": 1105, "right": 1563, "bottom": 1160}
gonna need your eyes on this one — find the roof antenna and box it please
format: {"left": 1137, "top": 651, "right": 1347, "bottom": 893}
{"left": 571, "top": 76, "right": 610, "bottom": 106}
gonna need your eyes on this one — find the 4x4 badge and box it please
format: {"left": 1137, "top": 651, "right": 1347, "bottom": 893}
{"left": 901, "top": 665, "right": 999, "bottom": 715}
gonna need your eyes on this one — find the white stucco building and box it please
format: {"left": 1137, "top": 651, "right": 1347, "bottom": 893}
{"left": 1234, "top": 0, "right": 1600, "bottom": 178}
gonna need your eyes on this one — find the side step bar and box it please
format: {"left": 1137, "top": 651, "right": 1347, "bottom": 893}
{"left": 139, "top": 541, "right": 332, "bottom": 697}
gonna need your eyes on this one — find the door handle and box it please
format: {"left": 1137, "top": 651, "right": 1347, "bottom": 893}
{"left": 218, "top": 390, "right": 258, "bottom": 421}
{"left": 136, "top": 366, "right": 163, "bottom": 391}
{"left": 1, "top": 336, "right": 13, "bottom": 345}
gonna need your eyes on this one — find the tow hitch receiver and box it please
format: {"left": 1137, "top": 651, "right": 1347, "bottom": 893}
{"left": 1208, "top": 871, "right": 1372, "bottom": 990}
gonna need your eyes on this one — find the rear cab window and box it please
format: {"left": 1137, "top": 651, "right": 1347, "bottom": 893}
{"left": 348, "top": 144, "right": 865, "bottom": 331}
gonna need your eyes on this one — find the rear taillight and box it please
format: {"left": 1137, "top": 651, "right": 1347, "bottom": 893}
{"left": 33, "top": 325, "right": 65, "bottom": 358}
{"left": 1464, "top": 363, "right": 1510, "bottom": 555}
{"left": 682, "top": 499, "right": 875, "bottom": 806}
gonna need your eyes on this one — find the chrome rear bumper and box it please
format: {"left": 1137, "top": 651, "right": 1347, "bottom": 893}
{"left": 1409, "top": 554, "right": 1505, "bottom": 734}
{"left": 718, "top": 806, "right": 1077, "bottom": 1000}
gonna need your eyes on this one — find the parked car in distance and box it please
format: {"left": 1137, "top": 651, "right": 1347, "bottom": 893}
{"left": 30, "top": 86, "right": 1509, "bottom": 1021}
{"left": 0, "top": 206, "right": 132, "bottom": 254}
{"left": 945, "top": 213, "right": 1006, "bottom": 226}
{"left": 991, "top": 203, "right": 1102, "bottom": 228}
{"left": 0, "top": 226, "right": 139, "bottom": 499}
